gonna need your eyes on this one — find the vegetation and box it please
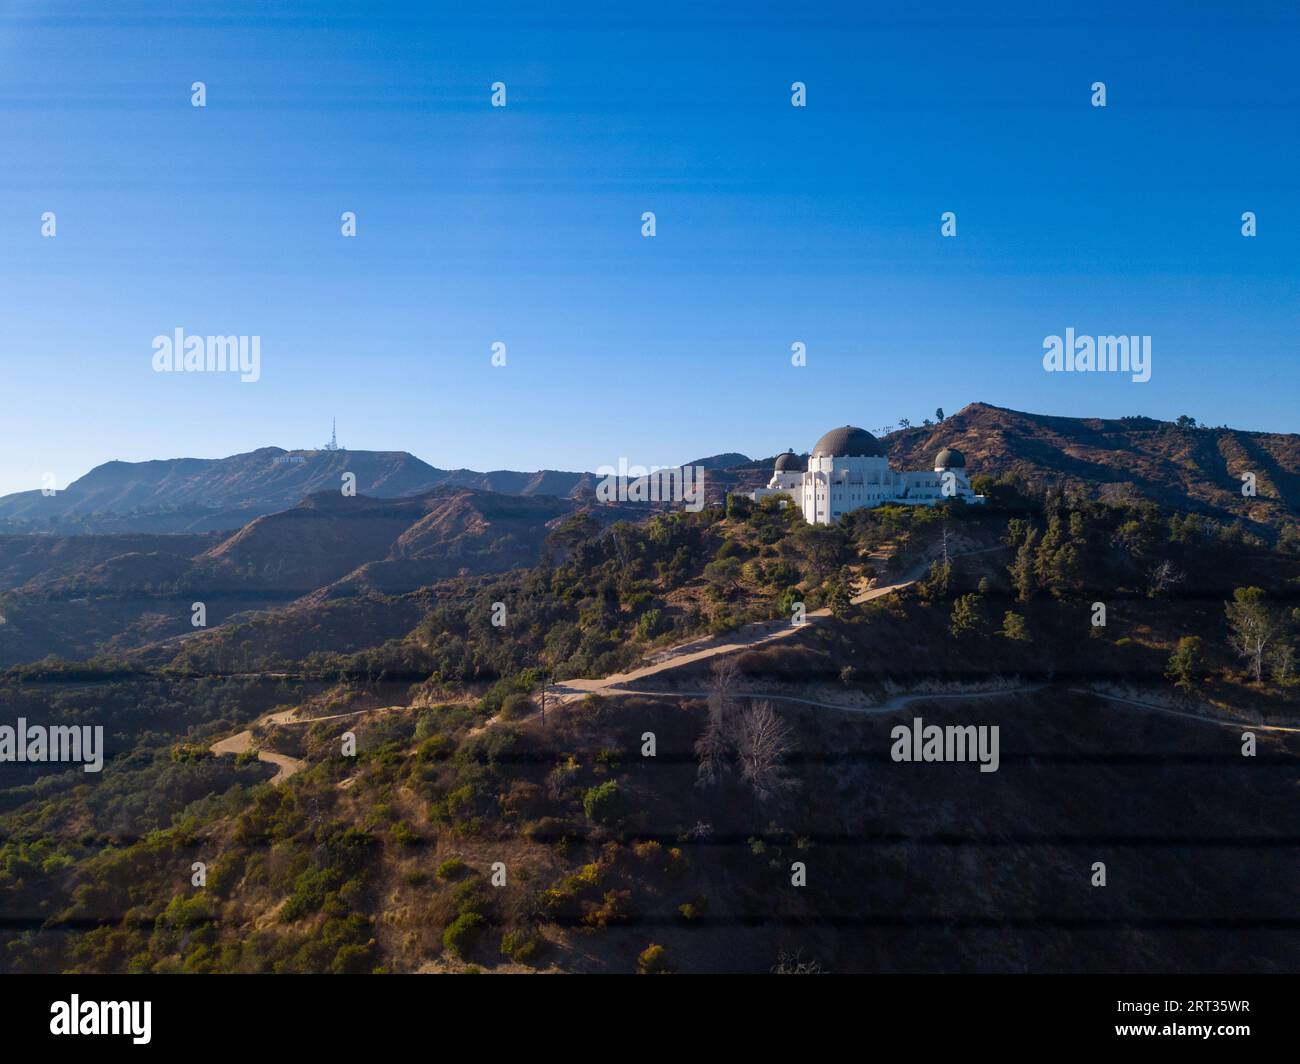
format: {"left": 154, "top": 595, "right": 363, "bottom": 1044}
{"left": 2, "top": 469, "right": 1297, "bottom": 975}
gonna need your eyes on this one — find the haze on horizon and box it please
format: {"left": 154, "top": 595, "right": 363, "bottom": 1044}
{"left": 1, "top": 0, "right": 1297, "bottom": 497}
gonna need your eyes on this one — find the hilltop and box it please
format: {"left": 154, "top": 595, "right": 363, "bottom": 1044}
{"left": 718, "top": 403, "right": 1298, "bottom": 538}
{"left": 0, "top": 448, "right": 594, "bottom": 534}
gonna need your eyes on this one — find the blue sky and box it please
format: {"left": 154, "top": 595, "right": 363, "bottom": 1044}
{"left": 1, "top": 0, "right": 1297, "bottom": 496}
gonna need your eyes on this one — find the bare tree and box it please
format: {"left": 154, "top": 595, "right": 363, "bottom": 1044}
{"left": 695, "top": 656, "right": 740, "bottom": 787}
{"left": 732, "top": 700, "right": 797, "bottom": 801}
{"left": 772, "top": 949, "right": 824, "bottom": 975}
{"left": 1147, "top": 558, "right": 1185, "bottom": 598}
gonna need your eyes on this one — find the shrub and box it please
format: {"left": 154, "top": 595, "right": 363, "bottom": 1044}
{"left": 637, "top": 943, "right": 670, "bottom": 974}
{"left": 452, "top": 877, "right": 488, "bottom": 916}
{"left": 417, "top": 735, "right": 453, "bottom": 761}
{"left": 633, "top": 840, "right": 663, "bottom": 862}
{"left": 442, "top": 912, "right": 485, "bottom": 957}
{"left": 582, "top": 889, "right": 636, "bottom": 929}
{"left": 582, "top": 780, "right": 625, "bottom": 826}
{"left": 436, "top": 857, "right": 468, "bottom": 881}
{"left": 331, "top": 942, "right": 376, "bottom": 974}
{"left": 500, "top": 928, "right": 544, "bottom": 964}
{"left": 391, "top": 821, "right": 420, "bottom": 847}
{"left": 498, "top": 693, "right": 533, "bottom": 721}
{"left": 678, "top": 899, "right": 707, "bottom": 922}
{"left": 635, "top": 609, "right": 663, "bottom": 640}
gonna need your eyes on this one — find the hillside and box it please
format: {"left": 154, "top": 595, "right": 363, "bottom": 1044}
{"left": 0, "top": 448, "right": 592, "bottom": 534}
{"left": 883, "top": 403, "right": 1300, "bottom": 536}
{"left": 2, "top": 468, "right": 1299, "bottom": 974}
{"left": 0, "top": 487, "right": 587, "bottom": 666}
{"left": 706, "top": 404, "right": 1299, "bottom": 538}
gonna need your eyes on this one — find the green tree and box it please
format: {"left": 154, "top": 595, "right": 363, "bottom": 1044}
{"left": 1009, "top": 529, "right": 1039, "bottom": 602}
{"left": 1225, "top": 587, "right": 1286, "bottom": 683}
{"left": 582, "top": 781, "right": 625, "bottom": 826}
{"left": 919, "top": 560, "right": 951, "bottom": 601}
{"left": 949, "top": 594, "right": 983, "bottom": 637}
{"left": 638, "top": 943, "right": 671, "bottom": 974}
{"left": 1164, "top": 636, "right": 1205, "bottom": 692}
{"left": 1001, "top": 611, "right": 1030, "bottom": 641}
{"left": 824, "top": 573, "right": 854, "bottom": 618}
{"left": 635, "top": 609, "right": 663, "bottom": 640}
{"left": 703, "top": 556, "right": 743, "bottom": 594}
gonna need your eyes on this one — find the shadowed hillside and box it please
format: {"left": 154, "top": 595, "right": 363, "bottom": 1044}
{"left": 0, "top": 448, "right": 593, "bottom": 534}
{"left": 0, "top": 487, "right": 589, "bottom": 666}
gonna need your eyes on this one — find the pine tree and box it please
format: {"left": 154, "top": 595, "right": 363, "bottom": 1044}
{"left": 1009, "top": 529, "right": 1039, "bottom": 602}
{"left": 1001, "top": 611, "right": 1030, "bottom": 641}
{"left": 950, "top": 594, "right": 983, "bottom": 637}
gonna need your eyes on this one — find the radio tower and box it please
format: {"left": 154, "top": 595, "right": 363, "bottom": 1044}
{"left": 322, "top": 418, "right": 339, "bottom": 452}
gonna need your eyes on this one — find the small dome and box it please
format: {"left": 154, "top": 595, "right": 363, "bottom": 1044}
{"left": 811, "top": 426, "right": 885, "bottom": 459}
{"left": 935, "top": 446, "right": 966, "bottom": 469}
{"left": 774, "top": 451, "right": 799, "bottom": 471}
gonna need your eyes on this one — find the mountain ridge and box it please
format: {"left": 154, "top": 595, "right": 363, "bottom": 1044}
{"left": 0, "top": 448, "right": 596, "bottom": 534}
{"left": 3, "top": 402, "right": 1296, "bottom": 536}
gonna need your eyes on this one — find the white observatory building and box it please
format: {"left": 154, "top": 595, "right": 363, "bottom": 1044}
{"left": 749, "top": 425, "right": 984, "bottom": 525}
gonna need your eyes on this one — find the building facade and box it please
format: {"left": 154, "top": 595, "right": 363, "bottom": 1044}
{"left": 749, "top": 425, "right": 984, "bottom": 525}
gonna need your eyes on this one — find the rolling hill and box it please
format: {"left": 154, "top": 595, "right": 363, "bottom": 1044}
{"left": 0, "top": 486, "right": 589, "bottom": 665}
{"left": 882, "top": 403, "right": 1299, "bottom": 535}
{"left": 719, "top": 403, "right": 1298, "bottom": 537}
{"left": 0, "top": 448, "right": 594, "bottom": 534}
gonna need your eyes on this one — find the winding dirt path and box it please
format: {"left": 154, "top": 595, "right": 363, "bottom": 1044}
{"left": 550, "top": 547, "right": 1010, "bottom": 702}
{"left": 209, "top": 729, "right": 306, "bottom": 783}
{"left": 1067, "top": 687, "right": 1300, "bottom": 734}
{"left": 559, "top": 682, "right": 1044, "bottom": 714}
{"left": 209, "top": 544, "right": 1012, "bottom": 777}
{"left": 551, "top": 570, "right": 923, "bottom": 701}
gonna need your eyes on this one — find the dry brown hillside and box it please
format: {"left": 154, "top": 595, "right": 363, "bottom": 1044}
{"left": 883, "top": 403, "right": 1299, "bottom": 535}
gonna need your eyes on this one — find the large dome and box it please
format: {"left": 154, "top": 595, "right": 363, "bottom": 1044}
{"left": 935, "top": 446, "right": 966, "bottom": 469}
{"left": 811, "top": 425, "right": 885, "bottom": 459}
{"left": 773, "top": 451, "right": 800, "bottom": 471}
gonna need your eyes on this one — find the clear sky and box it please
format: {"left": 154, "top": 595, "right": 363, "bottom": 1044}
{"left": 1, "top": 0, "right": 1297, "bottom": 496}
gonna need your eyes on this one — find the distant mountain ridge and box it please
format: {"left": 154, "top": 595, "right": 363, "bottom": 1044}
{"left": 2, "top": 402, "right": 1296, "bottom": 537}
{"left": 0, "top": 447, "right": 596, "bottom": 534}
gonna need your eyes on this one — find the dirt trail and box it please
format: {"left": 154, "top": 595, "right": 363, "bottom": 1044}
{"left": 1068, "top": 687, "right": 1300, "bottom": 734}
{"left": 551, "top": 546, "right": 1008, "bottom": 702}
{"left": 553, "top": 571, "right": 921, "bottom": 700}
{"left": 209, "top": 544, "right": 1010, "bottom": 777}
{"left": 209, "top": 729, "right": 306, "bottom": 783}
{"left": 564, "top": 682, "right": 1044, "bottom": 714}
